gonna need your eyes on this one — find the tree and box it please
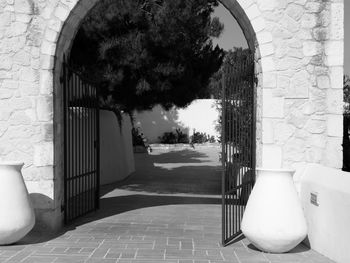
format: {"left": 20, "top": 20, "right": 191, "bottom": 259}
{"left": 70, "top": 0, "right": 225, "bottom": 113}
{"left": 207, "top": 47, "right": 252, "bottom": 99}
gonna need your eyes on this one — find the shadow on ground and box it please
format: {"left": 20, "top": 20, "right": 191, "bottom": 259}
{"left": 17, "top": 147, "right": 222, "bottom": 245}
{"left": 103, "top": 149, "right": 222, "bottom": 195}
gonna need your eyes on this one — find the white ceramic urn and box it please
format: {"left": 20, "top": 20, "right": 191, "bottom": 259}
{"left": 241, "top": 168, "right": 307, "bottom": 253}
{"left": 0, "top": 162, "right": 35, "bottom": 245}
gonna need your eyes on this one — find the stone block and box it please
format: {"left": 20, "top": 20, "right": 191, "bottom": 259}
{"left": 40, "top": 54, "right": 54, "bottom": 70}
{"left": 37, "top": 96, "right": 53, "bottom": 121}
{"left": 14, "top": 0, "right": 32, "bottom": 14}
{"left": 325, "top": 41, "right": 344, "bottom": 57}
{"left": 301, "top": 14, "right": 317, "bottom": 28}
{"left": 44, "top": 29, "right": 58, "bottom": 43}
{"left": 47, "top": 18, "right": 63, "bottom": 33}
{"left": 261, "top": 56, "right": 275, "bottom": 72}
{"left": 303, "top": 41, "right": 322, "bottom": 57}
{"left": 330, "top": 3, "right": 344, "bottom": 40}
{"left": 286, "top": 4, "right": 304, "bottom": 21}
{"left": 9, "top": 111, "right": 31, "bottom": 125}
{"left": 263, "top": 72, "right": 276, "bottom": 88}
{"left": 277, "top": 57, "right": 303, "bottom": 71}
{"left": 262, "top": 144, "right": 282, "bottom": 168}
{"left": 23, "top": 166, "right": 54, "bottom": 182}
{"left": 60, "top": 0, "right": 79, "bottom": 9}
{"left": 19, "top": 82, "right": 39, "bottom": 96}
{"left": 5, "top": 125, "right": 36, "bottom": 139}
{"left": 256, "top": 0, "right": 274, "bottom": 11}
{"left": 26, "top": 179, "right": 54, "bottom": 207}
{"left": 329, "top": 66, "right": 343, "bottom": 89}
{"left": 313, "top": 28, "right": 329, "bottom": 41}
{"left": 324, "top": 137, "right": 342, "bottom": 169}
{"left": 25, "top": 108, "right": 37, "bottom": 122}
{"left": 41, "top": 40, "right": 56, "bottom": 56}
{"left": 326, "top": 89, "right": 343, "bottom": 114}
{"left": 277, "top": 75, "right": 290, "bottom": 90}
{"left": 54, "top": 5, "right": 70, "bottom": 21}
{"left": 262, "top": 119, "right": 273, "bottom": 144}
{"left": 260, "top": 43, "right": 274, "bottom": 57}
{"left": 256, "top": 31, "right": 273, "bottom": 44}
{"left": 40, "top": 70, "right": 53, "bottom": 95}
{"left": 326, "top": 55, "right": 343, "bottom": 67}
{"left": 238, "top": 0, "right": 254, "bottom": 9}
{"left": 16, "top": 13, "right": 31, "bottom": 23}
{"left": 251, "top": 16, "right": 265, "bottom": 33}
{"left": 274, "top": 122, "right": 295, "bottom": 144}
{"left": 0, "top": 89, "right": 13, "bottom": 99}
{"left": 281, "top": 14, "right": 300, "bottom": 33}
{"left": 41, "top": 123, "right": 53, "bottom": 141}
{"left": 262, "top": 89, "right": 284, "bottom": 118}
{"left": 12, "top": 97, "right": 32, "bottom": 110}
{"left": 246, "top": 4, "right": 260, "bottom": 20}
{"left": 8, "top": 21, "right": 27, "bottom": 37}
{"left": 305, "top": 147, "right": 323, "bottom": 163}
{"left": 33, "top": 143, "right": 53, "bottom": 167}
{"left": 13, "top": 50, "right": 31, "bottom": 66}
{"left": 284, "top": 138, "right": 306, "bottom": 163}
{"left": 327, "top": 114, "right": 342, "bottom": 137}
{"left": 317, "top": 75, "right": 330, "bottom": 90}
{"left": 305, "top": 119, "right": 326, "bottom": 134}
{"left": 19, "top": 67, "right": 38, "bottom": 82}
{"left": 308, "top": 134, "right": 326, "bottom": 149}
{"left": 287, "top": 70, "right": 310, "bottom": 99}
{"left": 306, "top": 2, "right": 322, "bottom": 13}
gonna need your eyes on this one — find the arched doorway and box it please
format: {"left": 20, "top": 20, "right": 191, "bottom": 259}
{"left": 49, "top": 0, "right": 265, "bottom": 238}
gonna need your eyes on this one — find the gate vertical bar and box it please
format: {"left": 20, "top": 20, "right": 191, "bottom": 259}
{"left": 62, "top": 55, "right": 68, "bottom": 224}
{"left": 221, "top": 69, "right": 226, "bottom": 246}
{"left": 222, "top": 51, "right": 256, "bottom": 246}
{"left": 95, "top": 84, "right": 100, "bottom": 209}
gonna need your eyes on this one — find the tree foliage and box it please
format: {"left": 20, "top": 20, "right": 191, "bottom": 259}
{"left": 70, "top": 0, "right": 225, "bottom": 112}
{"left": 207, "top": 47, "right": 252, "bottom": 99}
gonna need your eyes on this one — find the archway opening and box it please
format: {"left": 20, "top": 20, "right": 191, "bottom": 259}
{"left": 52, "top": 0, "right": 263, "bottom": 244}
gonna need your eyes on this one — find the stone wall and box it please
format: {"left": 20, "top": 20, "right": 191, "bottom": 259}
{"left": 0, "top": 0, "right": 344, "bottom": 230}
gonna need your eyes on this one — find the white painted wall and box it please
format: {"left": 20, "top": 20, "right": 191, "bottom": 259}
{"left": 100, "top": 110, "right": 135, "bottom": 185}
{"left": 299, "top": 164, "right": 350, "bottom": 263}
{"left": 133, "top": 99, "right": 220, "bottom": 143}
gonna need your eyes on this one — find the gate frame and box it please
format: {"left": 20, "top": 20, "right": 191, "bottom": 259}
{"left": 61, "top": 56, "right": 100, "bottom": 224}
{"left": 221, "top": 52, "right": 257, "bottom": 245}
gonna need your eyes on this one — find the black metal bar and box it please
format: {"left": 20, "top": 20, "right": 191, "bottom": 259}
{"left": 62, "top": 58, "right": 100, "bottom": 224}
{"left": 62, "top": 56, "right": 68, "bottom": 224}
{"left": 96, "top": 84, "right": 100, "bottom": 209}
{"left": 221, "top": 69, "right": 226, "bottom": 246}
{"left": 222, "top": 51, "right": 256, "bottom": 246}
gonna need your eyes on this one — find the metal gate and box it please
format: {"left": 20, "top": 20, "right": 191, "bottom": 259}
{"left": 61, "top": 57, "right": 100, "bottom": 224}
{"left": 221, "top": 52, "right": 256, "bottom": 245}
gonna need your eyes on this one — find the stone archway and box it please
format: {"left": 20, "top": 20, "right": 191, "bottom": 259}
{"left": 0, "top": 0, "right": 344, "bottom": 230}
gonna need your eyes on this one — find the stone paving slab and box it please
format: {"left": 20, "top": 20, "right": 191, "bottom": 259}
{"left": 0, "top": 147, "right": 334, "bottom": 262}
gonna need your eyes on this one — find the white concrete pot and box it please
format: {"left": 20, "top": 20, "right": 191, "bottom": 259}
{"left": 241, "top": 168, "right": 307, "bottom": 253}
{"left": 0, "top": 162, "right": 35, "bottom": 245}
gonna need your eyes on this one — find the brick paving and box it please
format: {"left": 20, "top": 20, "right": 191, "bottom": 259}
{"left": 0, "top": 146, "right": 334, "bottom": 262}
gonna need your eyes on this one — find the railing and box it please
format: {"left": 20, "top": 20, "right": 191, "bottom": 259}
{"left": 61, "top": 57, "right": 100, "bottom": 223}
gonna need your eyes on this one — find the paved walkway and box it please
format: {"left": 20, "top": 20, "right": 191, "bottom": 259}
{"left": 0, "top": 146, "right": 334, "bottom": 262}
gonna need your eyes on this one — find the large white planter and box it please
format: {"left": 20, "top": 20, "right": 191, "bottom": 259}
{"left": 241, "top": 168, "right": 307, "bottom": 253}
{"left": 0, "top": 162, "right": 35, "bottom": 245}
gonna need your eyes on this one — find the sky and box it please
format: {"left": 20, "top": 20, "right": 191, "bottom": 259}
{"left": 211, "top": 3, "right": 248, "bottom": 51}
{"left": 213, "top": 3, "right": 349, "bottom": 75}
